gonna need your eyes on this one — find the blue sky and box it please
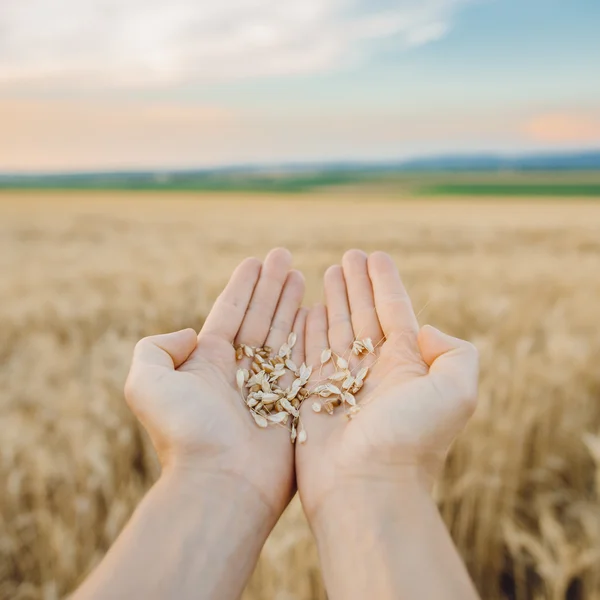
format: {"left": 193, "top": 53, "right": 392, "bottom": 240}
{"left": 1, "top": 0, "right": 599, "bottom": 171}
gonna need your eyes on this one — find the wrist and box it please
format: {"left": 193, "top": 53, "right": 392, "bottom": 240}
{"left": 81, "top": 459, "right": 280, "bottom": 599}
{"left": 304, "top": 471, "right": 477, "bottom": 600}
{"left": 302, "top": 465, "right": 434, "bottom": 529}
{"left": 305, "top": 476, "right": 439, "bottom": 600}
{"left": 158, "top": 464, "right": 282, "bottom": 532}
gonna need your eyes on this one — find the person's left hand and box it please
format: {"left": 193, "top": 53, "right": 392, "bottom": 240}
{"left": 296, "top": 250, "right": 479, "bottom": 520}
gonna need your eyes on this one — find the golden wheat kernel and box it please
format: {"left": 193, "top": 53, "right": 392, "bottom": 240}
{"left": 288, "top": 332, "right": 297, "bottom": 348}
{"left": 324, "top": 401, "right": 334, "bottom": 415}
{"left": 261, "top": 393, "right": 279, "bottom": 404}
{"left": 267, "top": 411, "right": 289, "bottom": 424}
{"left": 343, "top": 391, "right": 356, "bottom": 406}
{"left": 342, "top": 376, "right": 354, "bottom": 390}
{"left": 356, "top": 366, "right": 368, "bottom": 381}
{"left": 285, "top": 359, "right": 298, "bottom": 372}
{"left": 328, "top": 371, "right": 346, "bottom": 382}
{"left": 281, "top": 398, "right": 299, "bottom": 417}
{"left": 320, "top": 348, "right": 332, "bottom": 364}
{"left": 251, "top": 411, "right": 268, "bottom": 428}
{"left": 352, "top": 340, "right": 364, "bottom": 355}
{"left": 298, "top": 428, "right": 307, "bottom": 444}
{"left": 299, "top": 363, "right": 312, "bottom": 383}
{"left": 363, "top": 338, "right": 375, "bottom": 353}
{"left": 312, "top": 402, "right": 322, "bottom": 413}
{"left": 236, "top": 369, "right": 245, "bottom": 390}
{"left": 278, "top": 343, "right": 290, "bottom": 358}
{"left": 336, "top": 356, "right": 348, "bottom": 370}
{"left": 263, "top": 362, "right": 274, "bottom": 373}
{"left": 242, "top": 344, "right": 253, "bottom": 358}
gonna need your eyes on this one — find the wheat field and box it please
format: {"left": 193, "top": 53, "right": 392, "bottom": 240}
{"left": 1, "top": 191, "right": 599, "bottom": 600}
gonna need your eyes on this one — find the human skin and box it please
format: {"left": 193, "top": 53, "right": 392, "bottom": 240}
{"left": 296, "top": 250, "right": 481, "bottom": 600}
{"left": 72, "top": 248, "right": 307, "bottom": 600}
{"left": 72, "top": 247, "right": 480, "bottom": 600}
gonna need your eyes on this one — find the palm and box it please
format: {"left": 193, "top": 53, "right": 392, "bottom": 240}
{"left": 297, "top": 251, "right": 477, "bottom": 515}
{"left": 126, "top": 249, "right": 306, "bottom": 516}
{"left": 157, "top": 338, "right": 249, "bottom": 454}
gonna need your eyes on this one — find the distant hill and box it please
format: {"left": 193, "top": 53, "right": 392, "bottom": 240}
{"left": 1, "top": 150, "right": 599, "bottom": 194}
{"left": 396, "top": 150, "right": 600, "bottom": 171}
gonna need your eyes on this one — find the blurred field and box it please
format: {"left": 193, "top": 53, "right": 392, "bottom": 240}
{"left": 1, "top": 190, "right": 600, "bottom": 600}
{"left": 3, "top": 168, "right": 600, "bottom": 197}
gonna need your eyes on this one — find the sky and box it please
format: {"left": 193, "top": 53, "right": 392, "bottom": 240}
{"left": 1, "top": 0, "right": 600, "bottom": 172}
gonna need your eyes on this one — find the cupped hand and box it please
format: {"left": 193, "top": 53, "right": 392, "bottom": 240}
{"left": 296, "top": 250, "right": 479, "bottom": 518}
{"left": 124, "top": 248, "right": 307, "bottom": 518}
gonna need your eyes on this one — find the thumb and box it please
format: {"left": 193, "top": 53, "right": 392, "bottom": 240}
{"left": 132, "top": 328, "right": 198, "bottom": 370}
{"left": 418, "top": 325, "right": 479, "bottom": 408}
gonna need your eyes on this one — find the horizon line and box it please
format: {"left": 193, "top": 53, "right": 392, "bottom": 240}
{"left": 2, "top": 148, "right": 600, "bottom": 178}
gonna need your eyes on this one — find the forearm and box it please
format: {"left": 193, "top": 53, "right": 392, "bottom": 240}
{"left": 310, "top": 477, "right": 479, "bottom": 600}
{"left": 72, "top": 470, "right": 276, "bottom": 600}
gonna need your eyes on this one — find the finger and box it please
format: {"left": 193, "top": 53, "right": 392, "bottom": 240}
{"left": 342, "top": 249, "right": 384, "bottom": 345}
{"left": 278, "top": 307, "right": 308, "bottom": 389}
{"left": 305, "top": 303, "right": 329, "bottom": 368}
{"left": 235, "top": 248, "right": 293, "bottom": 347}
{"left": 324, "top": 265, "right": 354, "bottom": 355}
{"left": 418, "top": 325, "right": 479, "bottom": 410}
{"left": 200, "top": 257, "right": 262, "bottom": 342}
{"left": 290, "top": 307, "right": 308, "bottom": 367}
{"left": 367, "top": 251, "right": 419, "bottom": 341}
{"left": 125, "top": 329, "right": 198, "bottom": 418}
{"left": 131, "top": 329, "right": 198, "bottom": 370}
{"left": 264, "top": 270, "right": 305, "bottom": 351}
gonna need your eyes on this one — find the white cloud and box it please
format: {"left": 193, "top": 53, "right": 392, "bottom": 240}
{"left": 0, "top": 0, "right": 471, "bottom": 86}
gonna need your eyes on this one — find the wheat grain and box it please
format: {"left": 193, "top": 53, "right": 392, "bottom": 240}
{"left": 306, "top": 338, "right": 376, "bottom": 417}
{"left": 234, "top": 341, "right": 313, "bottom": 443}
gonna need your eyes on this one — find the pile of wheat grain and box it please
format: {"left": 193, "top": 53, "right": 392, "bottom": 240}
{"left": 1, "top": 192, "right": 599, "bottom": 600}
{"left": 235, "top": 336, "right": 373, "bottom": 440}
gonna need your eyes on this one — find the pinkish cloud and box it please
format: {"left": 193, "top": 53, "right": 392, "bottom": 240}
{"left": 524, "top": 113, "right": 600, "bottom": 144}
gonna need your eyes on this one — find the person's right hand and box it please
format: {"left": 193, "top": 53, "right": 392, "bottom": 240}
{"left": 296, "top": 250, "right": 479, "bottom": 519}
{"left": 124, "top": 248, "right": 306, "bottom": 521}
